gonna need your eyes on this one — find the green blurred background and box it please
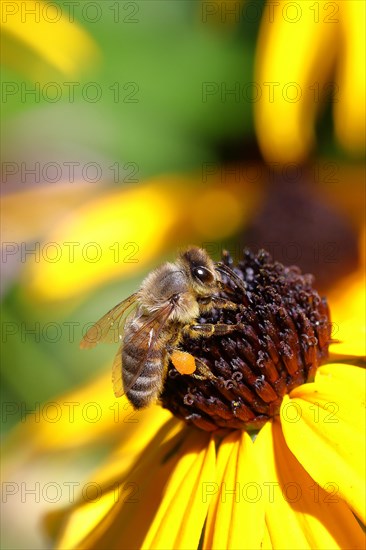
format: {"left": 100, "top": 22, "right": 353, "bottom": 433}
{"left": 1, "top": 1, "right": 365, "bottom": 547}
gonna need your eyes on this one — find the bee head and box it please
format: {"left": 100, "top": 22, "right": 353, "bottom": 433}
{"left": 138, "top": 247, "right": 220, "bottom": 324}
{"left": 179, "top": 247, "right": 218, "bottom": 296}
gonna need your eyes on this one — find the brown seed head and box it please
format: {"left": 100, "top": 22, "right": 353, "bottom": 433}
{"left": 161, "top": 249, "right": 331, "bottom": 432}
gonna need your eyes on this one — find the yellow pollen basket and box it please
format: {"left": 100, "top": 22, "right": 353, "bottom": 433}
{"left": 171, "top": 350, "right": 197, "bottom": 375}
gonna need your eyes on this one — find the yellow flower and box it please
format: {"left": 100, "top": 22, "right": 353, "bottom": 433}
{"left": 19, "top": 173, "right": 259, "bottom": 302}
{"left": 254, "top": 0, "right": 365, "bottom": 162}
{"left": 36, "top": 247, "right": 364, "bottom": 550}
{"left": 47, "top": 361, "right": 364, "bottom": 550}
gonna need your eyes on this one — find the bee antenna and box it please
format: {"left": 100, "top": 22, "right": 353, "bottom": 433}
{"left": 215, "top": 263, "right": 247, "bottom": 294}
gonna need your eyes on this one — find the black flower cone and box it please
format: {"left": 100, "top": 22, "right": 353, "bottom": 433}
{"left": 161, "top": 249, "right": 331, "bottom": 431}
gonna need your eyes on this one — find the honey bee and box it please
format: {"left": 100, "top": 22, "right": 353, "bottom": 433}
{"left": 80, "top": 247, "right": 243, "bottom": 409}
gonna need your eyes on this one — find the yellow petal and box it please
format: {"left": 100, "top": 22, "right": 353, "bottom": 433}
{"left": 203, "top": 431, "right": 265, "bottom": 550}
{"left": 261, "top": 523, "right": 273, "bottom": 550}
{"left": 328, "top": 269, "right": 366, "bottom": 357}
{"left": 56, "top": 420, "right": 187, "bottom": 549}
{"left": 334, "top": 1, "right": 366, "bottom": 153}
{"left": 1, "top": 0, "right": 100, "bottom": 77}
{"left": 26, "top": 182, "right": 177, "bottom": 301}
{"left": 89, "top": 417, "right": 183, "bottom": 494}
{"left": 189, "top": 187, "right": 246, "bottom": 240}
{"left": 141, "top": 429, "right": 215, "bottom": 550}
{"left": 24, "top": 172, "right": 255, "bottom": 302}
{"left": 254, "top": 0, "right": 337, "bottom": 163}
{"left": 55, "top": 488, "right": 119, "bottom": 550}
{"left": 0, "top": 181, "right": 101, "bottom": 244}
{"left": 45, "top": 421, "right": 184, "bottom": 544}
{"left": 281, "top": 363, "right": 366, "bottom": 522}
{"left": 256, "top": 420, "right": 365, "bottom": 549}
{"left": 316, "top": 363, "right": 365, "bottom": 404}
{"left": 3, "top": 368, "right": 172, "bottom": 459}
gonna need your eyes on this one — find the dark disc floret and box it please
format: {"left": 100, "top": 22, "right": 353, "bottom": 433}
{"left": 160, "top": 249, "right": 332, "bottom": 432}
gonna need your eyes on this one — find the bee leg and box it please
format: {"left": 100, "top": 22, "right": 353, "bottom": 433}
{"left": 210, "top": 296, "right": 244, "bottom": 311}
{"left": 184, "top": 323, "right": 241, "bottom": 338}
{"left": 180, "top": 323, "right": 241, "bottom": 380}
{"left": 191, "top": 357, "right": 216, "bottom": 381}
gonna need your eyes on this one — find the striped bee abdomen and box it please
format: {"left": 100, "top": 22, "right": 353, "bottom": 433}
{"left": 122, "top": 320, "right": 168, "bottom": 409}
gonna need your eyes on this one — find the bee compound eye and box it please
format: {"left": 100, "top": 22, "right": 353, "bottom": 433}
{"left": 192, "top": 266, "right": 214, "bottom": 284}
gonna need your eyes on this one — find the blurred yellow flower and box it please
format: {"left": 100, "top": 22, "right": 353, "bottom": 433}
{"left": 22, "top": 173, "right": 260, "bottom": 302}
{"left": 255, "top": 0, "right": 365, "bottom": 162}
{"left": 26, "top": 182, "right": 177, "bottom": 301}
{"left": 1, "top": 0, "right": 100, "bottom": 78}
{"left": 1, "top": 180, "right": 101, "bottom": 244}
{"left": 3, "top": 368, "right": 170, "bottom": 456}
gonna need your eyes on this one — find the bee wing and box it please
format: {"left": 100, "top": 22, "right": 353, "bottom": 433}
{"left": 111, "top": 343, "right": 124, "bottom": 397}
{"left": 80, "top": 293, "right": 138, "bottom": 349}
{"left": 111, "top": 302, "right": 175, "bottom": 399}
